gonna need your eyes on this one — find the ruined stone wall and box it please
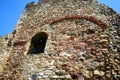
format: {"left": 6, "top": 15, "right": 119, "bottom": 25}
{"left": 0, "top": 0, "right": 120, "bottom": 80}
{"left": 0, "top": 33, "right": 13, "bottom": 74}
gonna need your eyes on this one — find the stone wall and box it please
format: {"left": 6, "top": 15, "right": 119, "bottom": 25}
{"left": 0, "top": 0, "right": 120, "bottom": 80}
{"left": 0, "top": 33, "right": 13, "bottom": 74}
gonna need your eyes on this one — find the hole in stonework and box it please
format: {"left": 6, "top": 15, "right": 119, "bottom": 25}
{"left": 71, "top": 74, "right": 78, "bottom": 79}
{"left": 70, "top": 36, "right": 75, "bottom": 41}
{"left": 28, "top": 32, "right": 48, "bottom": 54}
{"left": 86, "top": 29, "right": 95, "bottom": 34}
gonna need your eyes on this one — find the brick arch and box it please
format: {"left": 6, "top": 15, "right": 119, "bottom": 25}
{"left": 51, "top": 15, "right": 108, "bottom": 30}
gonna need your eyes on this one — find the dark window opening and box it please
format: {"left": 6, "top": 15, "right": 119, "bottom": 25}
{"left": 28, "top": 32, "right": 48, "bottom": 54}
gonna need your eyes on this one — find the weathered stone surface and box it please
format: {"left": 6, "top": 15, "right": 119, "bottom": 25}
{"left": 0, "top": 0, "right": 120, "bottom": 80}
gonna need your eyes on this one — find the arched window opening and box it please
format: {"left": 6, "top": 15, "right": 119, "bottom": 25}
{"left": 28, "top": 32, "right": 48, "bottom": 54}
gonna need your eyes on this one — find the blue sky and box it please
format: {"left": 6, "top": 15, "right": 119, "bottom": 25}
{"left": 0, "top": 0, "right": 120, "bottom": 36}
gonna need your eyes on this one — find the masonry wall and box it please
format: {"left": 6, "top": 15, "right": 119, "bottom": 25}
{"left": 0, "top": 0, "right": 120, "bottom": 80}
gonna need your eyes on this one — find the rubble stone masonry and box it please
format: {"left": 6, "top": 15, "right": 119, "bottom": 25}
{"left": 0, "top": 0, "right": 120, "bottom": 80}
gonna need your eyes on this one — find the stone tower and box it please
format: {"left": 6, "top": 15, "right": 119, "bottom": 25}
{"left": 0, "top": 0, "right": 120, "bottom": 80}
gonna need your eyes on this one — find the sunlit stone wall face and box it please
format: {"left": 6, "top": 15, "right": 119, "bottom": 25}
{"left": 0, "top": 0, "right": 120, "bottom": 80}
{"left": 50, "top": 18, "right": 109, "bottom": 77}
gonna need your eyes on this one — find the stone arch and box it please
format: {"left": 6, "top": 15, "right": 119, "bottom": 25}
{"left": 28, "top": 32, "right": 48, "bottom": 54}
